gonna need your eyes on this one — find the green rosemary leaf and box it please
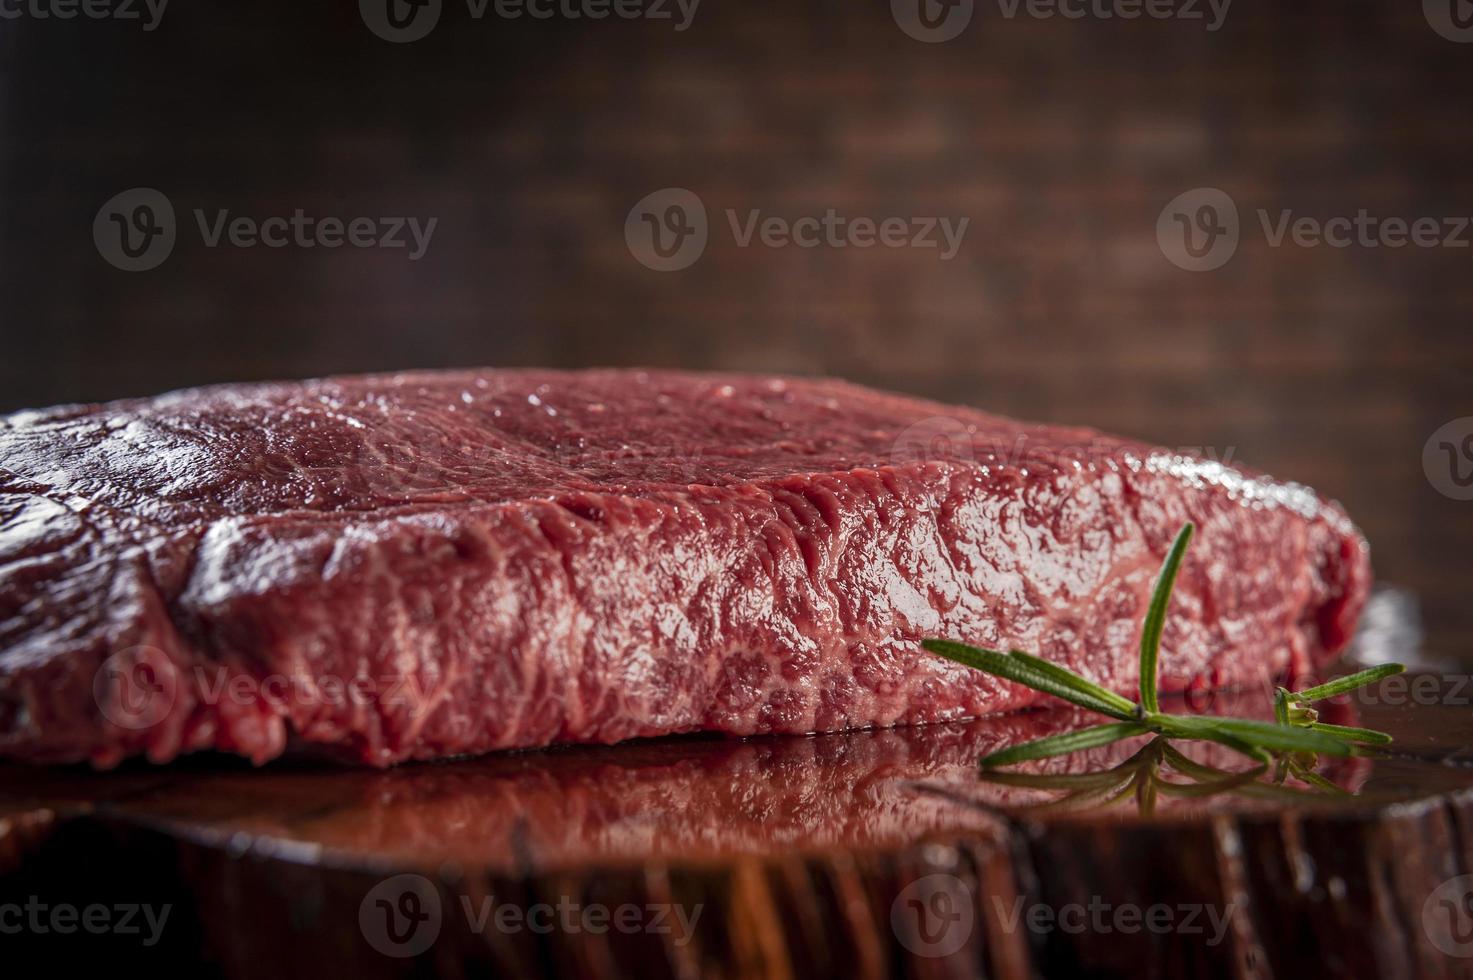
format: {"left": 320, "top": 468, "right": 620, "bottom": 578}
{"left": 978, "top": 721, "right": 1150, "bottom": 768}
{"left": 1158, "top": 741, "right": 1230, "bottom": 781}
{"left": 1154, "top": 766, "right": 1267, "bottom": 798}
{"left": 1308, "top": 722, "right": 1393, "bottom": 745}
{"left": 1202, "top": 733, "right": 1277, "bottom": 765}
{"left": 922, "top": 640, "right": 1138, "bottom": 721}
{"left": 927, "top": 518, "right": 1407, "bottom": 792}
{"left": 1016, "top": 774, "right": 1140, "bottom": 815}
{"left": 1005, "top": 649, "right": 1138, "bottom": 717}
{"left": 1148, "top": 714, "right": 1274, "bottom": 763}
{"left": 976, "top": 768, "right": 1139, "bottom": 792}
{"left": 1136, "top": 770, "right": 1158, "bottom": 817}
{"left": 1173, "top": 716, "right": 1355, "bottom": 757}
{"left": 1230, "top": 780, "right": 1341, "bottom": 803}
{"left": 1288, "top": 764, "right": 1351, "bottom": 795}
{"left": 1158, "top": 745, "right": 1327, "bottom": 801}
{"left": 1288, "top": 664, "right": 1406, "bottom": 704}
{"left": 1097, "top": 778, "right": 1146, "bottom": 810}
{"left": 1138, "top": 523, "right": 1195, "bottom": 714}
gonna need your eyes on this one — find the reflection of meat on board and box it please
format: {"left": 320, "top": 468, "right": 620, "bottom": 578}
{"left": 4, "top": 681, "right": 1473, "bottom": 977}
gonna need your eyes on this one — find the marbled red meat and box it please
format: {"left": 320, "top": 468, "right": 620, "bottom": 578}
{"left": 0, "top": 369, "right": 1370, "bottom": 767}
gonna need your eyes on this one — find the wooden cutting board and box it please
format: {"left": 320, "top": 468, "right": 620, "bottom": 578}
{"left": 4, "top": 651, "right": 1473, "bottom": 978}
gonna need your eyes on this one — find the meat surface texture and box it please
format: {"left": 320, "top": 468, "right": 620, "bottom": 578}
{"left": 0, "top": 369, "right": 1371, "bottom": 767}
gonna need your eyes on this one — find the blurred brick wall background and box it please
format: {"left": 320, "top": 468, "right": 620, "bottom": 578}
{"left": 1, "top": 1, "right": 1470, "bottom": 655}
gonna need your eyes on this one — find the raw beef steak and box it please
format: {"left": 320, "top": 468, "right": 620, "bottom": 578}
{"left": 0, "top": 370, "right": 1370, "bottom": 767}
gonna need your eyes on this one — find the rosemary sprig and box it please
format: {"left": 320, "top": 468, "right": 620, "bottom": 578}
{"left": 973, "top": 721, "right": 1151, "bottom": 768}
{"left": 970, "top": 735, "right": 1345, "bottom": 819}
{"left": 1286, "top": 665, "right": 1405, "bottom": 704}
{"left": 921, "top": 641, "right": 1138, "bottom": 721}
{"left": 1138, "top": 523, "right": 1193, "bottom": 713}
{"left": 923, "top": 521, "right": 1406, "bottom": 770}
{"left": 1306, "top": 722, "right": 1394, "bottom": 745}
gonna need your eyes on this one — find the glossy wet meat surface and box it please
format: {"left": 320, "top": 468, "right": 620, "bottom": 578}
{"left": 0, "top": 369, "right": 1370, "bottom": 766}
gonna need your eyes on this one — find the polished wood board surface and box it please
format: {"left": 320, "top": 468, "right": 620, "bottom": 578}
{"left": 5, "top": 691, "right": 1473, "bottom": 977}
{"left": 3, "top": 603, "right": 1473, "bottom": 978}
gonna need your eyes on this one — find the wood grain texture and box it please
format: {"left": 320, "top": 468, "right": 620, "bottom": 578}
{"left": 4, "top": 676, "right": 1473, "bottom": 978}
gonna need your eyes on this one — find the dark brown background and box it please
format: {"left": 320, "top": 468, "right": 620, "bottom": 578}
{"left": 1, "top": 2, "right": 1470, "bottom": 654}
